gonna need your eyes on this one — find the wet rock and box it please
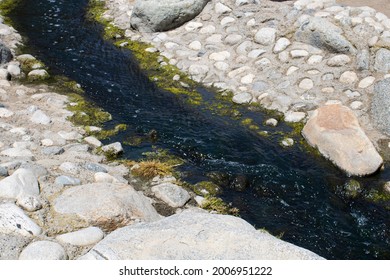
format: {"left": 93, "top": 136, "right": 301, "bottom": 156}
{"left": 371, "top": 78, "right": 390, "bottom": 136}
{"left": 130, "top": 0, "right": 210, "bottom": 32}
{"left": 19, "top": 241, "right": 67, "bottom": 260}
{"left": 151, "top": 183, "right": 191, "bottom": 208}
{"left": 53, "top": 183, "right": 161, "bottom": 231}
{"left": 302, "top": 104, "right": 383, "bottom": 176}
{"left": 80, "top": 209, "right": 323, "bottom": 260}
{"left": 0, "top": 203, "right": 42, "bottom": 237}
{"left": 56, "top": 227, "right": 104, "bottom": 246}
{"left": 295, "top": 17, "right": 355, "bottom": 54}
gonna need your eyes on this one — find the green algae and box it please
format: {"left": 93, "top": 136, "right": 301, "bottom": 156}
{"left": 0, "top": 0, "right": 21, "bottom": 24}
{"left": 201, "top": 195, "right": 239, "bottom": 216}
{"left": 193, "top": 181, "right": 221, "bottom": 196}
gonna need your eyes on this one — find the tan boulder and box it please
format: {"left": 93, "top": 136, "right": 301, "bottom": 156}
{"left": 302, "top": 104, "right": 383, "bottom": 176}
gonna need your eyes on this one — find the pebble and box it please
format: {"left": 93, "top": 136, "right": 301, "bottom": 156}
{"left": 358, "top": 76, "right": 375, "bottom": 88}
{"left": 339, "top": 71, "right": 358, "bottom": 84}
{"left": 84, "top": 136, "right": 102, "bottom": 148}
{"left": 42, "top": 146, "right": 64, "bottom": 156}
{"left": 19, "top": 241, "right": 67, "bottom": 260}
{"left": 221, "top": 16, "right": 235, "bottom": 26}
{"left": 286, "top": 66, "right": 299, "bottom": 75}
{"left": 215, "top": 3, "right": 232, "bottom": 15}
{"left": 273, "top": 38, "right": 291, "bottom": 53}
{"left": 55, "top": 175, "right": 81, "bottom": 187}
{"left": 56, "top": 227, "right": 104, "bottom": 246}
{"left": 281, "top": 138, "right": 294, "bottom": 147}
{"left": 17, "top": 196, "right": 42, "bottom": 212}
{"left": 189, "top": 41, "right": 202, "bottom": 51}
{"left": 254, "top": 27, "right": 277, "bottom": 45}
{"left": 232, "top": 92, "right": 252, "bottom": 104}
{"left": 58, "top": 131, "right": 83, "bottom": 141}
{"left": 101, "top": 142, "right": 123, "bottom": 155}
{"left": 209, "top": 51, "right": 231, "bottom": 61}
{"left": 241, "top": 74, "right": 255, "bottom": 84}
{"left": 40, "top": 139, "right": 54, "bottom": 146}
{"left": 248, "top": 49, "right": 266, "bottom": 58}
{"left": 299, "top": 78, "right": 314, "bottom": 90}
{"left": 291, "top": 50, "right": 309, "bottom": 58}
{"left": 284, "top": 112, "right": 306, "bottom": 122}
{"left": 327, "top": 54, "right": 351, "bottom": 66}
{"left": 265, "top": 118, "right": 278, "bottom": 127}
{"left": 84, "top": 163, "right": 108, "bottom": 173}
{"left": 307, "top": 55, "right": 323, "bottom": 64}
{"left": 0, "top": 148, "right": 34, "bottom": 159}
{"left": 0, "top": 108, "right": 14, "bottom": 118}
{"left": 59, "top": 162, "right": 80, "bottom": 174}
{"left": 30, "top": 110, "right": 51, "bottom": 125}
{"left": 350, "top": 101, "right": 363, "bottom": 110}
{"left": 224, "top": 34, "right": 242, "bottom": 45}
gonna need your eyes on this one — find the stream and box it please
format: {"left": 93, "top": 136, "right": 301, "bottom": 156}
{"left": 8, "top": 0, "right": 390, "bottom": 259}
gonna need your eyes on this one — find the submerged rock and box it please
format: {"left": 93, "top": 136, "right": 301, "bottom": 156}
{"left": 302, "top": 104, "right": 383, "bottom": 176}
{"left": 130, "top": 0, "right": 211, "bottom": 32}
{"left": 80, "top": 209, "right": 324, "bottom": 260}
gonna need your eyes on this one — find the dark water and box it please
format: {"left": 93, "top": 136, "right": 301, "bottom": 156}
{"left": 8, "top": 0, "right": 390, "bottom": 259}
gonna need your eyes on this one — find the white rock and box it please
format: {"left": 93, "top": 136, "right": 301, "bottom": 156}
{"left": 265, "top": 118, "right": 278, "bottom": 127}
{"left": 84, "top": 136, "right": 102, "bottom": 147}
{"left": 94, "top": 172, "right": 119, "bottom": 183}
{"left": 232, "top": 92, "right": 252, "bottom": 104}
{"left": 214, "top": 62, "right": 229, "bottom": 71}
{"left": 152, "top": 183, "right": 191, "bottom": 208}
{"left": 58, "top": 131, "right": 82, "bottom": 140}
{"left": 227, "top": 66, "right": 250, "bottom": 78}
{"left": 215, "top": 3, "right": 232, "bottom": 14}
{"left": 286, "top": 66, "right": 299, "bottom": 75}
{"left": 248, "top": 49, "right": 266, "bottom": 58}
{"left": 0, "top": 148, "right": 34, "bottom": 159}
{"left": 101, "top": 142, "right": 123, "bottom": 155}
{"left": 7, "top": 64, "right": 21, "bottom": 77}
{"left": 185, "top": 22, "right": 203, "bottom": 32}
{"left": 327, "top": 54, "right": 351, "bottom": 66}
{"left": 189, "top": 64, "right": 209, "bottom": 81}
{"left": 284, "top": 112, "right": 306, "bottom": 123}
{"left": 254, "top": 28, "right": 277, "bottom": 46}
{"left": 281, "top": 138, "right": 294, "bottom": 147}
{"left": 0, "top": 203, "right": 42, "bottom": 236}
{"left": 17, "top": 196, "right": 42, "bottom": 212}
{"left": 278, "top": 51, "right": 290, "bottom": 62}
{"left": 350, "top": 101, "right": 363, "bottom": 110}
{"left": 194, "top": 196, "right": 205, "bottom": 206}
{"left": 19, "top": 241, "right": 67, "bottom": 260}
{"left": 56, "top": 227, "right": 104, "bottom": 246}
{"left": 27, "top": 69, "right": 49, "bottom": 80}
{"left": 246, "top": 18, "right": 256, "bottom": 26}
{"left": 221, "top": 16, "right": 235, "bottom": 26}
{"left": 30, "top": 110, "right": 51, "bottom": 125}
{"left": 0, "top": 169, "right": 39, "bottom": 202}
{"left": 59, "top": 162, "right": 79, "bottom": 174}
{"left": 0, "top": 108, "right": 14, "bottom": 118}
{"left": 339, "top": 71, "right": 358, "bottom": 84}
{"left": 199, "top": 25, "right": 216, "bottom": 34}
{"left": 358, "top": 76, "right": 375, "bottom": 88}
{"left": 164, "top": 42, "right": 178, "bottom": 49}
{"left": 322, "top": 87, "right": 335, "bottom": 93}
{"left": 307, "top": 55, "right": 323, "bottom": 64}
{"left": 209, "top": 51, "right": 230, "bottom": 61}
{"left": 299, "top": 78, "right": 314, "bottom": 90}
{"left": 189, "top": 41, "right": 202, "bottom": 51}
{"left": 40, "top": 139, "right": 54, "bottom": 146}
{"left": 291, "top": 50, "right": 309, "bottom": 58}
{"left": 273, "top": 38, "right": 291, "bottom": 53}
{"left": 241, "top": 74, "right": 255, "bottom": 84}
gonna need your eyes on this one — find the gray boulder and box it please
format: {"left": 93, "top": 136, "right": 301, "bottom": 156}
{"left": 130, "top": 0, "right": 211, "bottom": 32}
{"left": 371, "top": 78, "right": 390, "bottom": 136}
{"left": 80, "top": 209, "right": 323, "bottom": 260}
{"left": 0, "top": 43, "right": 12, "bottom": 66}
{"left": 295, "top": 17, "right": 355, "bottom": 54}
{"left": 53, "top": 183, "right": 161, "bottom": 231}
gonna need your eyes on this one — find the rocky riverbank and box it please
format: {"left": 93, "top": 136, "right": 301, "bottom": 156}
{"left": 102, "top": 0, "right": 390, "bottom": 177}
{"left": 0, "top": 0, "right": 325, "bottom": 260}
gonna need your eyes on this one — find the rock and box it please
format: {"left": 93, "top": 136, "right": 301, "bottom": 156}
{"left": 185, "top": 22, "right": 203, "bottom": 32}
{"left": 350, "top": 101, "right": 363, "bottom": 110}
{"left": 19, "top": 241, "right": 67, "bottom": 260}
{"left": 307, "top": 55, "right": 323, "bottom": 64}
{"left": 0, "top": 168, "right": 39, "bottom": 201}
{"left": 0, "top": 234, "right": 31, "bottom": 260}
{"left": 0, "top": 43, "right": 12, "bottom": 66}
{"left": 0, "top": 107, "right": 14, "bottom": 118}
{"left": 0, "top": 166, "right": 7, "bottom": 177}
{"left": 27, "top": 69, "right": 50, "bottom": 81}
{"left": 285, "top": 112, "right": 306, "bottom": 122}
{"left": 84, "top": 162, "right": 108, "bottom": 173}
{"left": 327, "top": 54, "right": 351, "bottom": 66}
{"left": 59, "top": 162, "right": 80, "bottom": 174}
{"left": 30, "top": 110, "right": 51, "bottom": 125}
{"left": 295, "top": 17, "right": 355, "bottom": 54}
{"left": 209, "top": 51, "right": 230, "bottom": 61}
{"left": 58, "top": 131, "right": 83, "bottom": 141}
{"left": 0, "top": 148, "right": 34, "bottom": 159}
{"left": 19, "top": 163, "right": 48, "bottom": 178}
{"left": 94, "top": 172, "right": 119, "bottom": 183}
{"left": 56, "top": 227, "right": 104, "bottom": 246}
{"left": 291, "top": 50, "right": 309, "bottom": 58}
{"left": 224, "top": 34, "right": 242, "bottom": 45}
{"left": 371, "top": 78, "right": 390, "bottom": 135}
{"left": 0, "top": 68, "right": 10, "bottom": 80}
{"left": 100, "top": 143, "right": 123, "bottom": 157}
{"left": 81, "top": 209, "right": 323, "bottom": 260}
{"left": 358, "top": 76, "right": 375, "bottom": 89}
{"left": 302, "top": 104, "right": 383, "bottom": 176}
{"left": 189, "top": 64, "right": 209, "bottom": 81}
{"left": 53, "top": 183, "right": 160, "bottom": 231}
{"left": 265, "top": 118, "right": 278, "bottom": 127}
{"left": 215, "top": 3, "right": 232, "bottom": 14}
{"left": 248, "top": 49, "right": 266, "bottom": 58}
{"left": 42, "top": 146, "right": 64, "bottom": 156}
{"left": 55, "top": 175, "right": 81, "bottom": 187}
{"left": 281, "top": 138, "right": 294, "bottom": 147}
{"left": 151, "top": 183, "right": 191, "bottom": 208}
{"left": 188, "top": 41, "right": 202, "bottom": 51}
{"left": 7, "top": 64, "right": 21, "bottom": 77}
{"left": 232, "top": 92, "right": 252, "bottom": 104}
{"left": 17, "top": 196, "right": 42, "bottom": 212}
{"left": 130, "top": 0, "right": 210, "bottom": 32}
{"left": 0, "top": 203, "right": 42, "bottom": 237}
{"left": 273, "top": 38, "right": 291, "bottom": 53}
{"left": 299, "top": 78, "right": 314, "bottom": 90}
{"left": 241, "top": 74, "right": 255, "bottom": 84}
{"left": 84, "top": 136, "right": 102, "bottom": 147}
{"left": 220, "top": 16, "right": 235, "bottom": 26}
{"left": 339, "top": 71, "right": 358, "bottom": 84}
{"left": 286, "top": 66, "right": 299, "bottom": 75}
{"left": 374, "top": 48, "right": 390, "bottom": 73}
{"left": 356, "top": 49, "right": 370, "bottom": 70}
{"left": 254, "top": 28, "right": 277, "bottom": 46}
{"left": 16, "top": 54, "right": 36, "bottom": 63}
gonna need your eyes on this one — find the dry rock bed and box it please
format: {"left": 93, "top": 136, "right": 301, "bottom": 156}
{"left": 0, "top": 0, "right": 327, "bottom": 260}
{"left": 106, "top": 0, "right": 390, "bottom": 176}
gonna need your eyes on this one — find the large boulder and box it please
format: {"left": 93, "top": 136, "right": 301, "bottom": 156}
{"left": 80, "top": 209, "right": 323, "bottom": 260}
{"left": 295, "top": 17, "right": 355, "bottom": 54}
{"left": 130, "top": 0, "right": 211, "bottom": 32}
{"left": 302, "top": 104, "right": 383, "bottom": 176}
{"left": 371, "top": 78, "right": 390, "bottom": 135}
{"left": 53, "top": 183, "right": 161, "bottom": 231}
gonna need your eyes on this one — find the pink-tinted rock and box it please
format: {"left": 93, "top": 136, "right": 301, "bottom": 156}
{"left": 302, "top": 104, "right": 383, "bottom": 176}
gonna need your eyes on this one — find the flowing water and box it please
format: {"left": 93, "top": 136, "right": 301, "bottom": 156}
{"left": 8, "top": 0, "right": 390, "bottom": 259}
